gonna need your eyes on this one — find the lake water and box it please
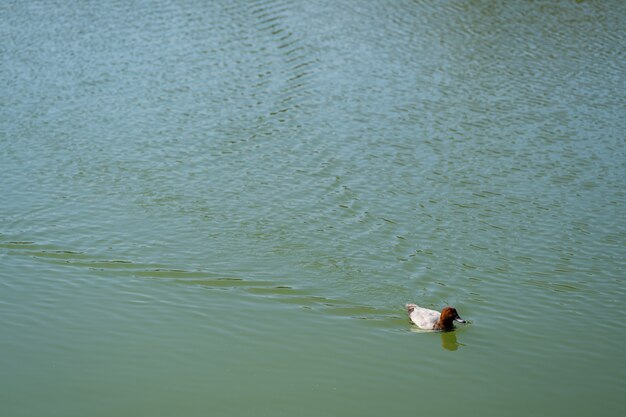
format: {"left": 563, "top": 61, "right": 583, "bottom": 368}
{"left": 1, "top": 0, "right": 625, "bottom": 415}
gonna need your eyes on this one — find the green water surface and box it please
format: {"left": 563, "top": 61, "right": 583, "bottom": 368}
{"left": 1, "top": 1, "right": 625, "bottom": 416}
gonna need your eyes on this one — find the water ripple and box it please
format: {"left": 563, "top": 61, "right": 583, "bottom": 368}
{"left": 1, "top": 238, "right": 401, "bottom": 327}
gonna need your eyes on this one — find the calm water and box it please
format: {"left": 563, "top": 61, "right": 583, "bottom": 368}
{"left": 1, "top": 0, "right": 625, "bottom": 415}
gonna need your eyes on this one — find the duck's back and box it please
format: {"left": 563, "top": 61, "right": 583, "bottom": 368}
{"left": 406, "top": 304, "right": 440, "bottom": 330}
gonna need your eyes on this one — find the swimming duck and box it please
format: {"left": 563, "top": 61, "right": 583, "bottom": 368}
{"left": 406, "top": 304, "right": 467, "bottom": 331}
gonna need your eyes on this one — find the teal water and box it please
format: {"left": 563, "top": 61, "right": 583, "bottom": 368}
{"left": 1, "top": 0, "right": 625, "bottom": 415}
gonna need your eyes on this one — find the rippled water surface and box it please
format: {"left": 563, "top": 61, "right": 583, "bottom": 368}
{"left": 2, "top": 1, "right": 625, "bottom": 416}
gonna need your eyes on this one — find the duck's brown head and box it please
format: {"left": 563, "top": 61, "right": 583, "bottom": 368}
{"left": 434, "top": 306, "right": 466, "bottom": 331}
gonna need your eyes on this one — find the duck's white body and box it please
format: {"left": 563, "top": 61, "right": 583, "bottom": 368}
{"left": 406, "top": 304, "right": 442, "bottom": 330}
{"left": 406, "top": 304, "right": 466, "bottom": 330}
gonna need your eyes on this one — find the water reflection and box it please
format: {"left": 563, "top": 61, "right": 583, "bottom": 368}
{"left": 409, "top": 327, "right": 465, "bottom": 351}
{"left": 440, "top": 331, "right": 464, "bottom": 351}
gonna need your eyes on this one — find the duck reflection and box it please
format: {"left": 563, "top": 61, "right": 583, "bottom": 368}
{"left": 440, "top": 330, "right": 463, "bottom": 351}
{"left": 408, "top": 327, "right": 465, "bottom": 351}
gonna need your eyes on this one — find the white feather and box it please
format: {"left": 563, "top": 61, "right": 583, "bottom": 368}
{"left": 406, "top": 304, "right": 442, "bottom": 330}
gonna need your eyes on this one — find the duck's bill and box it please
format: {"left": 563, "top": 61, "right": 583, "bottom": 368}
{"left": 454, "top": 317, "right": 467, "bottom": 324}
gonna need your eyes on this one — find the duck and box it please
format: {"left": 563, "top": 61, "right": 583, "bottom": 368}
{"left": 406, "top": 304, "right": 467, "bottom": 331}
